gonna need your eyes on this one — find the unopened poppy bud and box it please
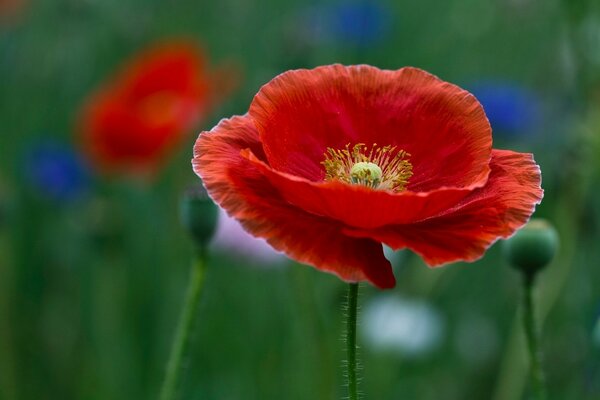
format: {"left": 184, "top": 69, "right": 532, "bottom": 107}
{"left": 180, "top": 185, "right": 218, "bottom": 248}
{"left": 503, "top": 219, "right": 558, "bottom": 276}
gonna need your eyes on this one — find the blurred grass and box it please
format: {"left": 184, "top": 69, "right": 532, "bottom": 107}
{"left": 2, "top": 0, "right": 600, "bottom": 399}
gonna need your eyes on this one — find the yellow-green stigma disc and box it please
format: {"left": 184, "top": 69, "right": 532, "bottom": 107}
{"left": 350, "top": 161, "right": 382, "bottom": 188}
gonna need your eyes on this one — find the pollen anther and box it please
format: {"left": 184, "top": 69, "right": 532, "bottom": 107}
{"left": 321, "top": 143, "right": 413, "bottom": 192}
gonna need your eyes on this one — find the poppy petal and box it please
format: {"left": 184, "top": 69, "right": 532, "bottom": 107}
{"left": 342, "top": 150, "right": 543, "bottom": 265}
{"left": 249, "top": 65, "right": 492, "bottom": 191}
{"left": 80, "top": 89, "right": 187, "bottom": 171}
{"left": 242, "top": 148, "right": 475, "bottom": 228}
{"left": 118, "top": 41, "right": 209, "bottom": 101}
{"left": 193, "top": 115, "right": 396, "bottom": 288}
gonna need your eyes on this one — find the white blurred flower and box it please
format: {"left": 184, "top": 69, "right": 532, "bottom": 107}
{"left": 210, "top": 208, "right": 286, "bottom": 265}
{"left": 383, "top": 245, "right": 401, "bottom": 263}
{"left": 361, "top": 294, "right": 444, "bottom": 358}
{"left": 383, "top": 246, "right": 410, "bottom": 274}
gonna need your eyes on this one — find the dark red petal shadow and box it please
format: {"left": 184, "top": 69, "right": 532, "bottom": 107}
{"left": 249, "top": 65, "right": 492, "bottom": 192}
{"left": 193, "top": 115, "right": 396, "bottom": 288}
{"left": 343, "top": 150, "right": 543, "bottom": 265}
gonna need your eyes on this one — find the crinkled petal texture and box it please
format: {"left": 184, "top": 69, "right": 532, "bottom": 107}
{"left": 249, "top": 64, "right": 492, "bottom": 190}
{"left": 193, "top": 65, "right": 543, "bottom": 288}
{"left": 194, "top": 115, "right": 395, "bottom": 288}
{"left": 343, "top": 150, "right": 543, "bottom": 265}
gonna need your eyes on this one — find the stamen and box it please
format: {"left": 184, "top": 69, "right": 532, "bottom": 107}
{"left": 321, "top": 143, "right": 413, "bottom": 192}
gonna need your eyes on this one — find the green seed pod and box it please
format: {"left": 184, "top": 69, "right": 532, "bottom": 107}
{"left": 180, "top": 184, "right": 218, "bottom": 248}
{"left": 503, "top": 219, "right": 558, "bottom": 277}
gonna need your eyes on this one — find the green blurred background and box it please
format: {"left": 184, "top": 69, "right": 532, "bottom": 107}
{"left": 2, "top": 0, "right": 600, "bottom": 399}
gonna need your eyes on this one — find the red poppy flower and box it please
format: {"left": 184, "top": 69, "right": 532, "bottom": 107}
{"left": 79, "top": 40, "right": 235, "bottom": 175}
{"left": 193, "top": 65, "right": 543, "bottom": 289}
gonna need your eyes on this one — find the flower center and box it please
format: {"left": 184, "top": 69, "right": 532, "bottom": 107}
{"left": 138, "top": 91, "right": 184, "bottom": 127}
{"left": 321, "top": 143, "right": 413, "bottom": 192}
{"left": 350, "top": 161, "right": 382, "bottom": 187}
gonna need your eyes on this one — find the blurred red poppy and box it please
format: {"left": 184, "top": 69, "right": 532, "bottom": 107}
{"left": 79, "top": 40, "right": 235, "bottom": 175}
{"left": 193, "top": 65, "right": 543, "bottom": 289}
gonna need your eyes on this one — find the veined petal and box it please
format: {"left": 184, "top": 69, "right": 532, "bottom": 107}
{"left": 193, "top": 115, "right": 396, "bottom": 288}
{"left": 249, "top": 64, "right": 492, "bottom": 191}
{"left": 343, "top": 150, "right": 543, "bottom": 265}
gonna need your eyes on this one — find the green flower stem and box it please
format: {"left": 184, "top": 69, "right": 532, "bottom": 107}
{"left": 159, "top": 247, "right": 206, "bottom": 400}
{"left": 346, "top": 283, "right": 359, "bottom": 400}
{"left": 522, "top": 273, "right": 547, "bottom": 400}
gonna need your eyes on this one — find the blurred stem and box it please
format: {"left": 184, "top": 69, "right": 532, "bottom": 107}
{"left": 522, "top": 273, "right": 546, "bottom": 400}
{"left": 291, "top": 267, "right": 334, "bottom": 399}
{"left": 159, "top": 247, "right": 206, "bottom": 400}
{"left": 492, "top": 174, "right": 580, "bottom": 400}
{"left": 346, "top": 283, "right": 359, "bottom": 400}
{"left": 0, "top": 230, "right": 18, "bottom": 399}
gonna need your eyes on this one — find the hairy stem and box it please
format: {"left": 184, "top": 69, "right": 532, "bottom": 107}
{"left": 346, "top": 283, "right": 359, "bottom": 400}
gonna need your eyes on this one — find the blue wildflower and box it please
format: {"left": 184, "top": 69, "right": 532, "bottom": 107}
{"left": 470, "top": 81, "right": 540, "bottom": 136}
{"left": 330, "top": 1, "right": 391, "bottom": 47}
{"left": 23, "top": 140, "right": 90, "bottom": 202}
{"left": 294, "top": 1, "right": 391, "bottom": 48}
